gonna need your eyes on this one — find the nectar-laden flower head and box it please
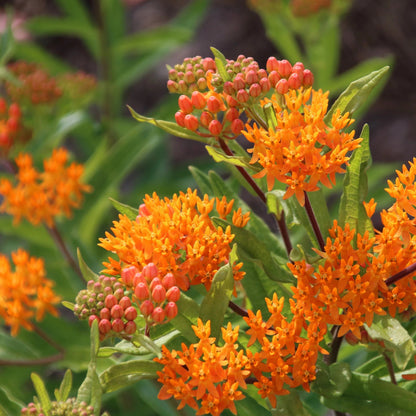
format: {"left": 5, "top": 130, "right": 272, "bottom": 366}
{"left": 0, "top": 249, "right": 60, "bottom": 336}
{"left": 242, "top": 88, "right": 362, "bottom": 205}
{"left": 99, "top": 188, "right": 246, "bottom": 292}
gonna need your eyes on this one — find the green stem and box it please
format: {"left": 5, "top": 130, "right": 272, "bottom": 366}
{"left": 218, "top": 138, "right": 293, "bottom": 256}
{"left": 304, "top": 192, "right": 325, "bottom": 251}
{"left": 383, "top": 352, "right": 397, "bottom": 385}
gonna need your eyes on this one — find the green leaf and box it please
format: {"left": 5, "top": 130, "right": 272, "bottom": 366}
{"left": 170, "top": 292, "right": 199, "bottom": 343}
{"left": 109, "top": 197, "right": 138, "bottom": 220}
{"left": 212, "top": 217, "right": 294, "bottom": 284}
{"left": 100, "top": 360, "right": 162, "bottom": 393}
{"left": 365, "top": 315, "right": 416, "bottom": 370}
{"left": 210, "top": 47, "right": 231, "bottom": 83}
{"left": 0, "top": 386, "right": 25, "bottom": 416}
{"left": 132, "top": 334, "right": 162, "bottom": 358}
{"left": 206, "top": 145, "right": 259, "bottom": 171}
{"left": 272, "top": 390, "right": 311, "bottom": 416}
{"left": 55, "top": 369, "right": 72, "bottom": 402}
{"left": 312, "top": 361, "right": 351, "bottom": 398}
{"left": 199, "top": 259, "right": 235, "bottom": 339}
{"left": 62, "top": 301, "right": 75, "bottom": 311}
{"left": 339, "top": 124, "right": 373, "bottom": 237}
{"left": 54, "top": 0, "right": 92, "bottom": 24}
{"left": 189, "top": 166, "right": 214, "bottom": 196}
{"left": 325, "top": 66, "right": 390, "bottom": 121}
{"left": 77, "top": 248, "right": 99, "bottom": 283}
{"left": 127, "top": 105, "right": 209, "bottom": 143}
{"left": 31, "top": 373, "right": 51, "bottom": 416}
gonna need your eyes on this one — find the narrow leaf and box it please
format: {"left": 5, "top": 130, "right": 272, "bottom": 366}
{"left": 62, "top": 301, "right": 75, "bottom": 311}
{"left": 77, "top": 248, "right": 99, "bottom": 283}
{"left": 189, "top": 166, "right": 214, "bottom": 196}
{"left": 56, "top": 369, "right": 72, "bottom": 402}
{"left": 206, "top": 145, "right": 259, "bottom": 171}
{"left": 31, "top": 373, "right": 51, "bottom": 416}
{"left": 210, "top": 47, "right": 231, "bottom": 82}
{"left": 109, "top": 197, "right": 138, "bottom": 220}
{"left": 272, "top": 390, "right": 311, "bottom": 416}
{"left": 170, "top": 292, "right": 199, "bottom": 343}
{"left": 132, "top": 334, "right": 162, "bottom": 358}
{"left": 127, "top": 106, "right": 209, "bottom": 143}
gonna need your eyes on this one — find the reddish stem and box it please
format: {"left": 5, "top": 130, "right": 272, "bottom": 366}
{"left": 304, "top": 192, "right": 325, "bottom": 251}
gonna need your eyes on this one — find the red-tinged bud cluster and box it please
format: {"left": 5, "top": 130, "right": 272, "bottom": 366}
{"left": 121, "top": 263, "right": 180, "bottom": 326}
{"left": 0, "top": 98, "right": 24, "bottom": 153}
{"left": 21, "top": 398, "right": 110, "bottom": 416}
{"left": 6, "top": 61, "right": 62, "bottom": 105}
{"left": 290, "top": 0, "right": 332, "bottom": 17}
{"left": 57, "top": 71, "right": 97, "bottom": 102}
{"left": 167, "top": 56, "right": 216, "bottom": 94}
{"left": 74, "top": 275, "right": 137, "bottom": 341}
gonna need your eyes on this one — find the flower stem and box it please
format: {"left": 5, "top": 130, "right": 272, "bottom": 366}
{"left": 228, "top": 300, "right": 248, "bottom": 317}
{"left": 46, "top": 223, "right": 83, "bottom": 282}
{"left": 383, "top": 352, "right": 397, "bottom": 385}
{"left": 304, "top": 192, "right": 325, "bottom": 251}
{"left": 325, "top": 325, "right": 343, "bottom": 365}
{"left": 218, "top": 138, "right": 292, "bottom": 256}
{"left": 385, "top": 261, "right": 416, "bottom": 286}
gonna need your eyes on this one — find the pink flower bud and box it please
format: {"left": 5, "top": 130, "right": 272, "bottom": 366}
{"left": 152, "top": 284, "right": 166, "bottom": 303}
{"left": 178, "top": 95, "right": 193, "bottom": 114}
{"left": 276, "top": 78, "right": 289, "bottom": 94}
{"left": 202, "top": 57, "right": 216, "bottom": 72}
{"left": 100, "top": 308, "right": 111, "bottom": 320}
{"left": 245, "top": 69, "right": 258, "bottom": 85}
{"left": 112, "top": 318, "right": 124, "bottom": 333}
{"left": 184, "top": 114, "right": 199, "bottom": 131}
{"left": 114, "top": 288, "right": 124, "bottom": 300}
{"left": 225, "top": 107, "right": 239, "bottom": 122}
{"left": 99, "top": 319, "right": 111, "bottom": 334}
{"left": 111, "top": 304, "right": 124, "bottom": 319}
{"left": 293, "top": 62, "right": 305, "bottom": 72}
{"left": 259, "top": 77, "right": 271, "bottom": 93}
{"left": 200, "top": 111, "right": 213, "bottom": 128}
{"left": 105, "top": 294, "right": 117, "bottom": 309}
{"left": 233, "top": 76, "right": 245, "bottom": 91}
{"left": 206, "top": 96, "right": 222, "bottom": 113}
{"left": 266, "top": 56, "right": 279, "bottom": 73}
{"left": 93, "top": 282, "right": 103, "bottom": 293}
{"left": 208, "top": 119, "right": 223, "bottom": 136}
{"left": 231, "top": 118, "right": 245, "bottom": 135}
{"left": 175, "top": 111, "right": 186, "bottom": 127}
{"left": 191, "top": 91, "right": 206, "bottom": 109}
{"left": 223, "top": 81, "right": 235, "bottom": 96}
{"left": 152, "top": 307, "right": 165, "bottom": 323}
{"left": 166, "top": 286, "right": 181, "bottom": 302}
{"left": 149, "top": 277, "right": 162, "bottom": 291}
{"left": 121, "top": 266, "right": 138, "bottom": 286}
{"left": 167, "top": 80, "right": 178, "bottom": 93}
{"left": 88, "top": 315, "right": 98, "bottom": 327}
{"left": 124, "top": 306, "right": 138, "bottom": 321}
{"left": 119, "top": 296, "right": 131, "bottom": 310}
{"left": 184, "top": 70, "right": 195, "bottom": 84}
{"left": 135, "top": 282, "right": 149, "bottom": 300}
{"left": 226, "top": 95, "right": 238, "bottom": 107}
{"left": 178, "top": 80, "right": 187, "bottom": 93}
{"left": 268, "top": 70, "right": 281, "bottom": 88}
{"left": 258, "top": 68, "right": 267, "bottom": 80}
{"left": 249, "top": 83, "right": 261, "bottom": 97}
{"left": 288, "top": 73, "right": 302, "bottom": 90}
{"left": 278, "top": 59, "right": 292, "bottom": 78}
{"left": 133, "top": 272, "right": 146, "bottom": 286}
{"left": 162, "top": 272, "right": 176, "bottom": 289}
{"left": 303, "top": 69, "right": 314, "bottom": 87}
{"left": 140, "top": 300, "right": 154, "bottom": 317}
{"left": 236, "top": 89, "right": 249, "bottom": 103}
{"left": 165, "top": 302, "right": 178, "bottom": 320}
{"left": 138, "top": 203, "right": 151, "bottom": 216}
{"left": 124, "top": 320, "right": 137, "bottom": 334}
{"left": 197, "top": 77, "right": 207, "bottom": 90}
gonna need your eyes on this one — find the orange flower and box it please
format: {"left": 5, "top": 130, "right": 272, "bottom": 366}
{"left": 242, "top": 89, "right": 361, "bottom": 205}
{"left": 0, "top": 249, "right": 60, "bottom": 335}
{"left": 99, "top": 189, "right": 245, "bottom": 291}
{"left": 0, "top": 148, "right": 91, "bottom": 226}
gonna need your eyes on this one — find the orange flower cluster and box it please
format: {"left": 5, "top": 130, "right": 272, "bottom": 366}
{"left": 0, "top": 148, "right": 91, "bottom": 226}
{"left": 0, "top": 249, "right": 60, "bottom": 336}
{"left": 99, "top": 189, "right": 246, "bottom": 291}
{"left": 172, "top": 55, "right": 313, "bottom": 139}
{"left": 243, "top": 292, "right": 326, "bottom": 406}
{"left": 155, "top": 319, "right": 249, "bottom": 416}
{"left": 243, "top": 88, "right": 362, "bottom": 205}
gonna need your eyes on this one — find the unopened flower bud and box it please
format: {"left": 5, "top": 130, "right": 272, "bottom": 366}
{"left": 223, "top": 81, "right": 235, "bottom": 96}
{"left": 245, "top": 69, "right": 258, "bottom": 85}
{"left": 249, "top": 83, "right": 261, "bottom": 97}
{"left": 303, "top": 69, "right": 314, "bottom": 86}
{"left": 133, "top": 272, "right": 146, "bottom": 286}
{"left": 167, "top": 80, "right": 178, "bottom": 93}
{"left": 88, "top": 315, "right": 98, "bottom": 327}
{"left": 124, "top": 306, "right": 137, "bottom": 321}
{"left": 114, "top": 287, "right": 124, "bottom": 300}
{"left": 162, "top": 272, "right": 176, "bottom": 289}
{"left": 112, "top": 318, "right": 124, "bottom": 333}
{"left": 184, "top": 114, "right": 199, "bottom": 131}
{"left": 124, "top": 320, "right": 137, "bottom": 334}
{"left": 202, "top": 57, "right": 216, "bottom": 72}
{"left": 206, "top": 96, "right": 222, "bottom": 113}
{"left": 119, "top": 296, "right": 131, "bottom": 310}
{"left": 166, "top": 286, "right": 181, "bottom": 302}
{"left": 105, "top": 294, "right": 117, "bottom": 309}
{"left": 226, "top": 95, "right": 238, "bottom": 107}
{"left": 99, "top": 319, "right": 111, "bottom": 334}
{"left": 140, "top": 300, "right": 154, "bottom": 317}
{"left": 208, "top": 119, "right": 222, "bottom": 136}
{"left": 138, "top": 203, "right": 151, "bottom": 217}
{"left": 278, "top": 59, "right": 292, "bottom": 78}
{"left": 231, "top": 118, "right": 245, "bottom": 135}
{"left": 111, "top": 304, "right": 124, "bottom": 319}
{"left": 259, "top": 77, "right": 271, "bottom": 92}
{"left": 276, "top": 78, "right": 289, "bottom": 94}
{"left": 288, "top": 73, "right": 302, "bottom": 90}
{"left": 100, "top": 308, "right": 111, "bottom": 320}
{"left": 268, "top": 70, "right": 281, "bottom": 87}
{"left": 152, "top": 284, "right": 166, "bottom": 303}
{"left": 236, "top": 89, "right": 249, "bottom": 103}
{"left": 121, "top": 265, "right": 138, "bottom": 286}
{"left": 197, "top": 77, "right": 207, "bottom": 90}
{"left": 149, "top": 277, "right": 162, "bottom": 291}
{"left": 178, "top": 80, "right": 187, "bottom": 93}
{"left": 199, "top": 111, "right": 213, "bottom": 128}
{"left": 165, "top": 302, "right": 178, "bottom": 320}
{"left": 152, "top": 307, "right": 165, "bottom": 323}
{"left": 184, "top": 70, "right": 195, "bottom": 84}
{"left": 233, "top": 76, "right": 245, "bottom": 91}
{"left": 178, "top": 95, "right": 193, "bottom": 114}
{"left": 135, "top": 282, "right": 149, "bottom": 300}
{"left": 191, "top": 91, "right": 206, "bottom": 109}
{"left": 225, "top": 107, "right": 239, "bottom": 122}
{"left": 93, "top": 282, "right": 103, "bottom": 293}
{"left": 266, "top": 56, "right": 279, "bottom": 73}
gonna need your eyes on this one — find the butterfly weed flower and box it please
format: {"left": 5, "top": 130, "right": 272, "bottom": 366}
{"left": 0, "top": 148, "right": 91, "bottom": 226}
{"left": 0, "top": 249, "right": 60, "bottom": 336}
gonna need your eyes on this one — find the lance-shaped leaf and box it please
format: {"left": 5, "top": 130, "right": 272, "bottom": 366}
{"left": 271, "top": 390, "right": 311, "bottom": 416}
{"left": 169, "top": 292, "right": 199, "bottom": 343}
{"left": 100, "top": 360, "right": 162, "bottom": 393}
{"left": 77, "top": 248, "right": 99, "bottom": 283}
{"left": 212, "top": 217, "right": 294, "bottom": 283}
{"left": 54, "top": 369, "right": 72, "bottom": 402}
{"left": 199, "top": 246, "right": 236, "bottom": 339}
{"left": 206, "top": 145, "right": 260, "bottom": 171}
{"left": 339, "top": 124, "right": 373, "bottom": 237}
{"left": 109, "top": 197, "right": 138, "bottom": 221}
{"left": 31, "top": 373, "right": 51, "bottom": 416}
{"left": 365, "top": 314, "right": 416, "bottom": 370}
{"left": 128, "top": 105, "right": 209, "bottom": 143}
{"left": 312, "top": 361, "right": 352, "bottom": 398}
{"left": 189, "top": 166, "right": 214, "bottom": 196}
{"left": 325, "top": 66, "right": 390, "bottom": 122}
{"left": 210, "top": 47, "right": 231, "bottom": 83}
